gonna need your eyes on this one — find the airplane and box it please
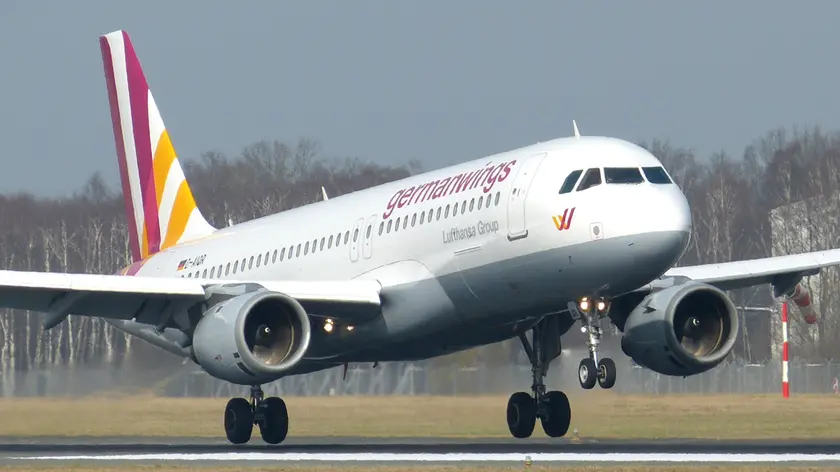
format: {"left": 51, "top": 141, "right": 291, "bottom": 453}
{"left": 0, "top": 29, "right": 832, "bottom": 445}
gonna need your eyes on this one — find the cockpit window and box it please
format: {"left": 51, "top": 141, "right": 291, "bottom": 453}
{"left": 559, "top": 169, "right": 583, "bottom": 194}
{"left": 604, "top": 167, "right": 644, "bottom": 184}
{"left": 642, "top": 166, "right": 672, "bottom": 184}
{"left": 576, "top": 168, "right": 602, "bottom": 191}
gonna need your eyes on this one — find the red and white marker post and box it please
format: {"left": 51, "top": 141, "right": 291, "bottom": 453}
{"left": 782, "top": 301, "right": 790, "bottom": 399}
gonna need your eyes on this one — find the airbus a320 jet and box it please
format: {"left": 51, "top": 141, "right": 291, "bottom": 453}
{"left": 0, "top": 30, "right": 829, "bottom": 444}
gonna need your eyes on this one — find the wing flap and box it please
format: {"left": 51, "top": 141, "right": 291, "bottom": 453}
{"left": 0, "top": 270, "right": 382, "bottom": 327}
{"left": 663, "top": 248, "right": 840, "bottom": 291}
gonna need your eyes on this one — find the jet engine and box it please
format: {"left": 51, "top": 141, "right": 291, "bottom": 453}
{"left": 620, "top": 281, "right": 738, "bottom": 377}
{"left": 191, "top": 289, "right": 312, "bottom": 385}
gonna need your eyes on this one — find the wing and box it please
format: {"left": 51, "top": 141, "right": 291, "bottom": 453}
{"left": 660, "top": 248, "right": 840, "bottom": 294}
{"left": 0, "top": 270, "right": 382, "bottom": 329}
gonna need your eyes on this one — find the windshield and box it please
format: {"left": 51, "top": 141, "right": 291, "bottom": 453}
{"left": 604, "top": 167, "right": 644, "bottom": 184}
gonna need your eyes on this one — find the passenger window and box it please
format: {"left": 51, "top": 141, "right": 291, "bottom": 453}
{"left": 428, "top": 210, "right": 433, "bottom": 223}
{"left": 366, "top": 225, "right": 372, "bottom": 238}
{"left": 436, "top": 207, "right": 442, "bottom": 220}
{"left": 387, "top": 219, "right": 393, "bottom": 232}
{"left": 288, "top": 245, "right": 294, "bottom": 258}
{"left": 210, "top": 267, "right": 216, "bottom": 278}
{"left": 559, "top": 169, "right": 583, "bottom": 194}
{"left": 469, "top": 198, "right": 475, "bottom": 211}
{"left": 329, "top": 235, "right": 334, "bottom": 247}
{"left": 265, "top": 252, "right": 269, "bottom": 264}
{"left": 320, "top": 238, "right": 325, "bottom": 251}
{"left": 445, "top": 204, "right": 450, "bottom": 218}
{"left": 576, "top": 168, "right": 602, "bottom": 191}
{"left": 280, "top": 248, "right": 286, "bottom": 261}
{"left": 241, "top": 258, "right": 246, "bottom": 270}
{"left": 344, "top": 231, "right": 350, "bottom": 244}
{"left": 452, "top": 204, "right": 458, "bottom": 216}
{"left": 395, "top": 217, "right": 400, "bottom": 232}
{"left": 420, "top": 211, "right": 426, "bottom": 224}
{"left": 461, "top": 200, "right": 467, "bottom": 214}
{"left": 202, "top": 269, "right": 208, "bottom": 278}
{"left": 378, "top": 222, "right": 384, "bottom": 235}
{"left": 412, "top": 213, "right": 417, "bottom": 226}
{"left": 218, "top": 264, "right": 223, "bottom": 276}
{"left": 225, "top": 263, "right": 230, "bottom": 275}
{"left": 604, "top": 167, "right": 644, "bottom": 184}
{"left": 272, "top": 250, "right": 277, "bottom": 263}
{"left": 248, "top": 256, "right": 254, "bottom": 269}
{"left": 256, "top": 254, "right": 262, "bottom": 267}
{"left": 495, "top": 191, "right": 500, "bottom": 206}
{"left": 233, "top": 261, "right": 239, "bottom": 273}
{"left": 305, "top": 242, "right": 310, "bottom": 255}
{"left": 296, "top": 244, "right": 301, "bottom": 257}
{"left": 312, "top": 238, "right": 317, "bottom": 252}
{"left": 642, "top": 166, "right": 673, "bottom": 184}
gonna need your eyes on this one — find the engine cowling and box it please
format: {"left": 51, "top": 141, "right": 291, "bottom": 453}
{"left": 620, "top": 281, "right": 738, "bottom": 377}
{"left": 191, "top": 289, "right": 312, "bottom": 384}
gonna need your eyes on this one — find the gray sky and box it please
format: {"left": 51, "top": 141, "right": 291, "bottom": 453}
{"left": 2, "top": 1, "right": 839, "bottom": 197}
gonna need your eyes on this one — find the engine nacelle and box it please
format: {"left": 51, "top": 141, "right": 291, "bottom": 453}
{"left": 191, "top": 289, "right": 312, "bottom": 385}
{"left": 620, "top": 281, "right": 738, "bottom": 377}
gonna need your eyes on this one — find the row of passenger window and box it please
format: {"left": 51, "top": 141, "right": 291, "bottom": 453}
{"left": 183, "top": 227, "right": 355, "bottom": 279}
{"left": 559, "top": 166, "right": 672, "bottom": 194}
{"left": 377, "top": 190, "right": 502, "bottom": 235}
{"left": 181, "top": 190, "right": 504, "bottom": 279}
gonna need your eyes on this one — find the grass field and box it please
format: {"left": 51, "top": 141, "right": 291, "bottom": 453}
{"left": 0, "top": 466, "right": 837, "bottom": 472}
{"left": 1, "top": 391, "right": 839, "bottom": 439}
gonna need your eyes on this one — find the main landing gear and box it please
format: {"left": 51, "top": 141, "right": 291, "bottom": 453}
{"left": 224, "top": 385, "right": 289, "bottom": 444}
{"left": 506, "top": 315, "right": 571, "bottom": 439}
{"left": 570, "top": 297, "right": 616, "bottom": 390}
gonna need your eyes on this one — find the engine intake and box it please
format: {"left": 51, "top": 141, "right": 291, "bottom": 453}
{"left": 620, "top": 281, "right": 738, "bottom": 376}
{"left": 192, "top": 289, "right": 312, "bottom": 384}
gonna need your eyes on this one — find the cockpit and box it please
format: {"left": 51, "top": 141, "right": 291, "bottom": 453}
{"left": 558, "top": 166, "right": 673, "bottom": 194}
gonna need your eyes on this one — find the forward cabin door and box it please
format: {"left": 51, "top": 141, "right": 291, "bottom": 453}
{"left": 506, "top": 152, "right": 548, "bottom": 241}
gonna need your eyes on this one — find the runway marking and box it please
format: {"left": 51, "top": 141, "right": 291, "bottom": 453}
{"left": 14, "top": 453, "right": 840, "bottom": 463}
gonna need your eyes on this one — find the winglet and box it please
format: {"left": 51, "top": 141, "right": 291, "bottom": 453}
{"left": 321, "top": 186, "right": 329, "bottom": 201}
{"left": 573, "top": 120, "right": 581, "bottom": 139}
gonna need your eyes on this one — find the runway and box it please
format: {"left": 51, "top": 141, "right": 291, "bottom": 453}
{"left": 2, "top": 437, "right": 840, "bottom": 466}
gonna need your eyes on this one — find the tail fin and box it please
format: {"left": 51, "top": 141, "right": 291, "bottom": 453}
{"left": 99, "top": 30, "right": 215, "bottom": 263}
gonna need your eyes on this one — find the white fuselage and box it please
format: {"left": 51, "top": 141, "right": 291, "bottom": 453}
{"left": 123, "top": 135, "right": 692, "bottom": 365}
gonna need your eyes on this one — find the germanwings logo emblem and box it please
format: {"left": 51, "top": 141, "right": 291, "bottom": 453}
{"left": 552, "top": 208, "right": 576, "bottom": 231}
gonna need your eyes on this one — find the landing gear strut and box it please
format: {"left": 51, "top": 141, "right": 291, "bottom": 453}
{"left": 224, "top": 385, "right": 289, "bottom": 444}
{"left": 506, "top": 315, "right": 571, "bottom": 439}
{"left": 570, "top": 297, "right": 616, "bottom": 390}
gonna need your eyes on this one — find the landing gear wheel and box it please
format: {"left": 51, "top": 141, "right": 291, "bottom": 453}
{"left": 597, "top": 357, "right": 617, "bottom": 389}
{"left": 259, "top": 397, "right": 289, "bottom": 444}
{"left": 540, "top": 391, "right": 571, "bottom": 438}
{"left": 578, "top": 358, "right": 597, "bottom": 389}
{"left": 506, "top": 392, "right": 536, "bottom": 439}
{"left": 224, "top": 397, "right": 254, "bottom": 444}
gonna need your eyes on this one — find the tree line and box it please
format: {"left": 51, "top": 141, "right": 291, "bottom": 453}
{"left": 0, "top": 127, "right": 839, "bottom": 378}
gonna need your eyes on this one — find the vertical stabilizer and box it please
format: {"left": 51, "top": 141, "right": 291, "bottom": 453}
{"left": 99, "top": 30, "right": 215, "bottom": 263}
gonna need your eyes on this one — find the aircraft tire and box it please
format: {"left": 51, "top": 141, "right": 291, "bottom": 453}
{"left": 597, "top": 357, "right": 617, "bottom": 389}
{"left": 540, "top": 390, "right": 571, "bottom": 438}
{"left": 224, "top": 397, "right": 254, "bottom": 444}
{"left": 578, "top": 358, "right": 597, "bottom": 389}
{"left": 259, "top": 396, "right": 289, "bottom": 444}
{"left": 506, "top": 391, "right": 536, "bottom": 439}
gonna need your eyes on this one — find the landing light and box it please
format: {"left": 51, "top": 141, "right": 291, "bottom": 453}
{"left": 346, "top": 325, "right": 354, "bottom": 332}
{"left": 596, "top": 301, "right": 607, "bottom": 312}
{"left": 579, "top": 298, "right": 590, "bottom": 311}
{"left": 323, "top": 318, "right": 334, "bottom": 333}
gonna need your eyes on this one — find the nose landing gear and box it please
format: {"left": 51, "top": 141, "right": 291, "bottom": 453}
{"left": 570, "top": 297, "right": 617, "bottom": 390}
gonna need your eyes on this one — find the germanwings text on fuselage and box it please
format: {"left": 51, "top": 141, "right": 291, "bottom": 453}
{"left": 383, "top": 159, "right": 518, "bottom": 219}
